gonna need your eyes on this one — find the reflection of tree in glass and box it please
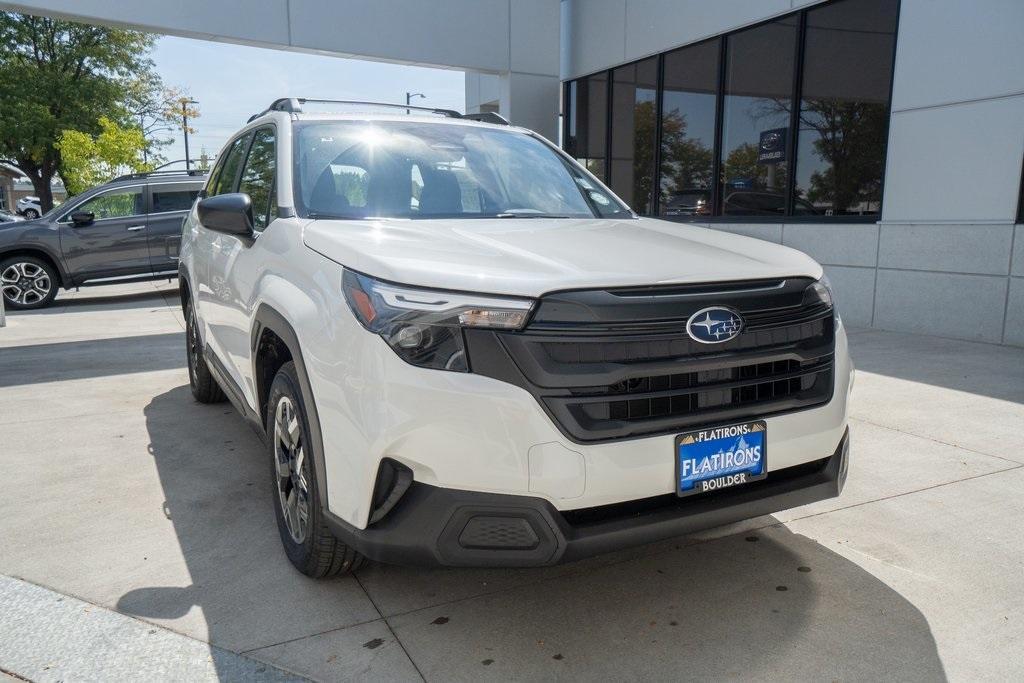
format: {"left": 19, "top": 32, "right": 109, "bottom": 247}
{"left": 83, "top": 192, "right": 139, "bottom": 219}
{"left": 334, "top": 170, "right": 368, "bottom": 207}
{"left": 800, "top": 100, "right": 887, "bottom": 213}
{"left": 756, "top": 97, "right": 887, "bottom": 214}
{"left": 723, "top": 143, "right": 768, "bottom": 188}
{"left": 239, "top": 132, "right": 275, "bottom": 228}
{"left": 656, "top": 107, "right": 713, "bottom": 202}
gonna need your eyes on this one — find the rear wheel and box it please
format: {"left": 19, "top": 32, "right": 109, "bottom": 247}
{"left": 268, "top": 361, "right": 363, "bottom": 577}
{"left": 0, "top": 256, "right": 58, "bottom": 310}
{"left": 185, "top": 300, "right": 226, "bottom": 403}
{"left": 23, "top": 208, "right": 39, "bottom": 220}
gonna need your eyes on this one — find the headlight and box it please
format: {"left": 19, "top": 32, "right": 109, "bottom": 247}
{"left": 342, "top": 269, "right": 534, "bottom": 372}
{"left": 803, "top": 274, "right": 834, "bottom": 308}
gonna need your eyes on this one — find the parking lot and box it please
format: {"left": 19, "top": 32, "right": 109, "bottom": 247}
{"left": 1, "top": 281, "right": 1022, "bottom": 682}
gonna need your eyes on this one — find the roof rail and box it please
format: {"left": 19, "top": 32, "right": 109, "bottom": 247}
{"left": 462, "top": 112, "right": 510, "bottom": 126}
{"left": 248, "top": 98, "right": 509, "bottom": 125}
{"left": 110, "top": 168, "right": 209, "bottom": 183}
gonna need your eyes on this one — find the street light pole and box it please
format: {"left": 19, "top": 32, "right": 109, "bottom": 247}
{"left": 406, "top": 91, "right": 425, "bottom": 114}
{"left": 181, "top": 99, "right": 199, "bottom": 170}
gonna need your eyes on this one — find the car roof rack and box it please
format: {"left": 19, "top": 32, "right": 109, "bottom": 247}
{"left": 110, "top": 168, "right": 209, "bottom": 182}
{"left": 247, "top": 98, "right": 510, "bottom": 125}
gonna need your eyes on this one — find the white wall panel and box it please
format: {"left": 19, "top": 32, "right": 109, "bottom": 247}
{"left": 881, "top": 95, "right": 1024, "bottom": 224}
{"left": 511, "top": 0, "right": 561, "bottom": 75}
{"left": 823, "top": 265, "right": 876, "bottom": 328}
{"left": 891, "top": 0, "right": 1024, "bottom": 112}
{"left": 879, "top": 224, "right": 1015, "bottom": 276}
{"left": 623, "top": 0, "right": 790, "bottom": 66}
{"left": 874, "top": 270, "right": 1008, "bottom": 343}
{"left": 561, "top": 0, "right": 627, "bottom": 78}
{"left": 783, "top": 224, "right": 879, "bottom": 268}
{"left": 1, "top": 0, "right": 291, "bottom": 45}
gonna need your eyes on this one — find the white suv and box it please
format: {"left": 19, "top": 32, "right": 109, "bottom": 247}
{"left": 180, "top": 98, "right": 852, "bottom": 576}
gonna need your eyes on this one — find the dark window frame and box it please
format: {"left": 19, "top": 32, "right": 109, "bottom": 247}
{"left": 561, "top": 0, "right": 902, "bottom": 223}
{"left": 1017, "top": 155, "right": 1024, "bottom": 224}
{"left": 237, "top": 124, "right": 278, "bottom": 230}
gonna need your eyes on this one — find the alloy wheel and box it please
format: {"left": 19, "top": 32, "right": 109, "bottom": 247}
{"left": 187, "top": 306, "right": 201, "bottom": 378}
{"left": 1, "top": 262, "right": 51, "bottom": 306}
{"left": 274, "top": 395, "right": 310, "bottom": 543}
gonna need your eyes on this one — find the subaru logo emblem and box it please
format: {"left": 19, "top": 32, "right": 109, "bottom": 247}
{"left": 686, "top": 307, "right": 744, "bottom": 344}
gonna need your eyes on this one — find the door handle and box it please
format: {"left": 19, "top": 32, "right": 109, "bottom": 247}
{"left": 126, "top": 225, "right": 146, "bottom": 232}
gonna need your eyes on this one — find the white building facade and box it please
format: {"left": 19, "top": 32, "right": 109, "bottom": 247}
{"left": 4, "top": 0, "right": 1022, "bottom": 344}
{"left": 555, "top": 0, "right": 1024, "bottom": 346}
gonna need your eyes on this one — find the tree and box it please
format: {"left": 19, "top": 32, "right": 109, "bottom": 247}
{"left": 125, "top": 74, "right": 200, "bottom": 166}
{"left": 0, "top": 12, "right": 156, "bottom": 211}
{"left": 56, "top": 116, "right": 150, "bottom": 195}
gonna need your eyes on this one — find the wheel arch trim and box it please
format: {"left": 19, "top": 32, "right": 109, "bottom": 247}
{"left": 251, "top": 303, "right": 332, "bottom": 512}
{"left": 0, "top": 246, "right": 71, "bottom": 288}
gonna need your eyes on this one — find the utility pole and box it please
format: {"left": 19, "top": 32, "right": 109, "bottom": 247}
{"left": 181, "top": 99, "right": 199, "bottom": 170}
{"left": 406, "top": 91, "right": 425, "bottom": 115}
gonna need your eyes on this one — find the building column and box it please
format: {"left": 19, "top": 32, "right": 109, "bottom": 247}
{"left": 466, "top": 71, "right": 561, "bottom": 143}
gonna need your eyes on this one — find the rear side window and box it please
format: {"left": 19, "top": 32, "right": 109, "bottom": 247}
{"left": 238, "top": 127, "right": 277, "bottom": 230}
{"left": 152, "top": 189, "right": 200, "bottom": 213}
{"left": 209, "top": 134, "right": 252, "bottom": 196}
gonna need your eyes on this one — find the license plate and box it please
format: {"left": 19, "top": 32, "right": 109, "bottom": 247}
{"left": 676, "top": 420, "right": 767, "bottom": 497}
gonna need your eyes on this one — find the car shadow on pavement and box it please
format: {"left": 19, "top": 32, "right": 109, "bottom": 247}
{"left": 0, "top": 333, "right": 183, "bottom": 387}
{"left": 847, "top": 328, "right": 1024, "bottom": 403}
{"left": 121, "top": 385, "right": 947, "bottom": 681}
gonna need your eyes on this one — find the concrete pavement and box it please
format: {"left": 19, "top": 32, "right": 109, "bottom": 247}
{"left": 0, "top": 281, "right": 1022, "bottom": 681}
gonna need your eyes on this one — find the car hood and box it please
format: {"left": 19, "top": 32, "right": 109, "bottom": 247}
{"left": 301, "top": 217, "right": 822, "bottom": 297}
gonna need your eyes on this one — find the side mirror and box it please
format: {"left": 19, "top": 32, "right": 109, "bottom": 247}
{"left": 70, "top": 211, "right": 94, "bottom": 226}
{"left": 197, "top": 193, "right": 254, "bottom": 238}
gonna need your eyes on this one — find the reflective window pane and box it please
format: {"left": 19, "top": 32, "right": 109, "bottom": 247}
{"left": 659, "top": 39, "right": 719, "bottom": 217}
{"left": 566, "top": 72, "right": 608, "bottom": 181}
{"left": 794, "top": 0, "right": 898, "bottom": 216}
{"left": 610, "top": 58, "right": 658, "bottom": 214}
{"left": 719, "top": 18, "right": 798, "bottom": 216}
{"left": 238, "top": 127, "right": 276, "bottom": 230}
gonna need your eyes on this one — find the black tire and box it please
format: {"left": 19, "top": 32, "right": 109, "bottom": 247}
{"left": 185, "top": 300, "right": 226, "bottom": 403}
{"left": 23, "top": 209, "right": 39, "bottom": 219}
{"left": 0, "top": 255, "right": 59, "bottom": 310}
{"left": 267, "top": 361, "right": 363, "bottom": 577}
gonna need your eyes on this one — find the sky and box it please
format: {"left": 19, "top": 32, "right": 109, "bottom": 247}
{"left": 150, "top": 36, "right": 466, "bottom": 167}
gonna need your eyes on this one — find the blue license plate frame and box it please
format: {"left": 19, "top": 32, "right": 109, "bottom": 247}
{"left": 676, "top": 420, "right": 767, "bottom": 497}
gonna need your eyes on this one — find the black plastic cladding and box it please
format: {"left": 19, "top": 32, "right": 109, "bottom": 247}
{"left": 465, "top": 277, "right": 836, "bottom": 443}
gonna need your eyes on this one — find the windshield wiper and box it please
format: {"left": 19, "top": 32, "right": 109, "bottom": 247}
{"left": 494, "top": 213, "right": 577, "bottom": 219}
{"left": 306, "top": 212, "right": 366, "bottom": 220}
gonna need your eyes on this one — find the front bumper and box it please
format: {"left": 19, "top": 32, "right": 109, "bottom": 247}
{"left": 325, "top": 428, "right": 849, "bottom": 567}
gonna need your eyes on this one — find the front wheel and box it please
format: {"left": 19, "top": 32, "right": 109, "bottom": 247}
{"left": 185, "top": 300, "right": 226, "bottom": 403}
{"left": 0, "top": 256, "right": 58, "bottom": 310}
{"left": 23, "top": 209, "right": 39, "bottom": 220}
{"left": 268, "top": 361, "right": 363, "bottom": 577}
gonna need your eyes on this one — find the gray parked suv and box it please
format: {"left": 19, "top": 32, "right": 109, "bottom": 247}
{"left": 0, "top": 170, "right": 206, "bottom": 309}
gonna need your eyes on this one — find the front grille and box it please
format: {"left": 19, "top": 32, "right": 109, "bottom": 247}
{"left": 465, "top": 277, "right": 836, "bottom": 443}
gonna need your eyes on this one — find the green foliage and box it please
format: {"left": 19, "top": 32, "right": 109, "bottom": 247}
{"left": 0, "top": 12, "right": 156, "bottom": 209}
{"left": 56, "top": 116, "right": 150, "bottom": 195}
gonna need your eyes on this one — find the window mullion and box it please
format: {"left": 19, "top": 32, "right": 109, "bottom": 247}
{"left": 785, "top": 11, "right": 808, "bottom": 217}
{"left": 710, "top": 37, "right": 727, "bottom": 217}
{"left": 651, "top": 54, "right": 665, "bottom": 216}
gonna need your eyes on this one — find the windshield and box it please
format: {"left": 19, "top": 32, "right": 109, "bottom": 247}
{"left": 293, "top": 121, "right": 632, "bottom": 220}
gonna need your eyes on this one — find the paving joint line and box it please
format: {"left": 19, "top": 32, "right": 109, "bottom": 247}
{"left": 353, "top": 573, "right": 427, "bottom": 682}
{"left": 849, "top": 415, "right": 1024, "bottom": 465}
{"left": 778, "top": 463, "right": 1024, "bottom": 526}
{"left": 237, "top": 615, "right": 386, "bottom": 655}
